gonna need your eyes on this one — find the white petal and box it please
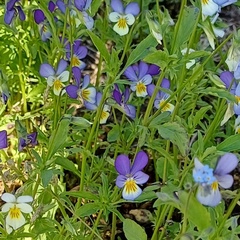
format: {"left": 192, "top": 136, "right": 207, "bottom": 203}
{"left": 122, "top": 183, "right": 142, "bottom": 201}
{"left": 47, "top": 76, "right": 55, "bottom": 87}
{"left": 17, "top": 203, "right": 33, "bottom": 213}
{"left": 113, "top": 23, "right": 129, "bottom": 36}
{"left": 6, "top": 212, "right": 26, "bottom": 230}
{"left": 1, "top": 193, "right": 16, "bottom": 203}
{"left": 202, "top": 0, "right": 219, "bottom": 16}
{"left": 58, "top": 71, "right": 70, "bottom": 82}
{"left": 2, "top": 203, "right": 14, "bottom": 212}
{"left": 17, "top": 196, "right": 33, "bottom": 203}
{"left": 125, "top": 14, "right": 135, "bottom": 26}
{"left": 109, "top": 12, "right": 121, "bottom": 23}
{"left": 6, "top": 224, "right": 13, "bottom": 234}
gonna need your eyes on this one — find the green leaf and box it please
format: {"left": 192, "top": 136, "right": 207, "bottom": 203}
{"left": 149, "top": 111, "right": 171, "bottom": 128}
{"left": 192, "top": 106, "right": 212, "bottom": 128}
{"left": 122, "top": 34, "right": 158, "bottom": 73}
{"left": 217, "top": 134, "right": 240, "bottom": 152}
{"left": 157, "top": 122, "right": 188, "bottom": 156}
{"left": 178, "top": 191, "right": 211, "bottom": 231}
{"left": 55, "top": 157, "right": 81, "bottom": 178}
{"left": 76, "top": 203, "right": 100, "bottom": 217}
{"left": 87, "top": 30, "right": 110, "bottom": 63}
{"left": 123, "top": 219, "right": 147, "bottom": 240}
{"left": 41, "top": 169, "right": 54, "bottom": 187}
{"left": 107, "top": 125, "right": 120, "bottom": 142}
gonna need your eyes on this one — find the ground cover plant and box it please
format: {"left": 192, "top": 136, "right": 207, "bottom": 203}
{"left": 0, "top": 0, "right": 240, "bottom": 239}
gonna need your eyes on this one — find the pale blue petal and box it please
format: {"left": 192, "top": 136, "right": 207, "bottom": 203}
{"left": 125, "top": 2, "right": 140, "bottom": 16}
{"left": 122, "top": 183, "right": 142, "bottom": 200}
{"left": 40, "top": 63, "right": 55, "bottom": 78}
{"left": 116, "top": 175, "right": 127, "bottom": 188}
{"left": 133, "top": 171, "right": 149, "bottom": 184}
{"left": 215, "top": 174, "right": 233, "bottom": 188}
{"left": 214, "top": 153, "right": 238, "bottom": 175}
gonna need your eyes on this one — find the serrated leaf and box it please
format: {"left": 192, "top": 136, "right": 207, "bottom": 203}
{"left": 157, "top": 122, "right": 188, "bottom": 155}
{"left": 123, "top": 219, "right": 147, "bottom": 240}
{"left": 217, "top": 134, "right": 240, "bottom": 152}
{"left": 178, "top": 191, "right": 211, "bottom": 231}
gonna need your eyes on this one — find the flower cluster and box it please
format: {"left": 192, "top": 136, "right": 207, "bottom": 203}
{"left": 193, "top": 153, "right": 238, "bottom": 207}
{"left": 4, "top": 0, "right": 25, "bottom": 25}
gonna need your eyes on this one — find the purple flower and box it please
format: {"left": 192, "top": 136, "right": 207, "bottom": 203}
{"left": 193, "top": 153, "right": 238, "bottom": 207}
{"left": 233, "top": 83, "right": 240, "bottom": 115}
{"left": 112, "top": 84, "right": 136, "bottom": 119}
{"left": 147, "top": 78, "right": 175, "bottom": 112}
{"left": 124, "top": 62, "right": 159, "bottom": 97}
{"left": 115, "top": 151, "right": 149, "bottom": 200}
{"left": 4, "top": 0, "right": 25, "bottom": 25}
{"left": 34, "top": 2, "right": 55, "bottom": 41}
{"left": 0, "top": 130, "right": 8, "bottom": 149}
{"left": 18, "top": 132, "right": 38, "bottom": 152}
{"left": 57, "top": 0, "right": 94, "bottom": 29}
{"left": 65, "top": 40, "right": 87, "bottom": 69}
{"left": 66, "top": 67, "right": 96, "bottom": 104}
{"left": 109, "top": 0, "right": 140, "bottom": 36}
{"left": 40, "top": 59, "right": 69, "bottom": 96}
{"left": 220, "top": 71, "right": 236, "bottom": 94}
{"left": 213, "top": 0, "right": 237, "bottom": 7}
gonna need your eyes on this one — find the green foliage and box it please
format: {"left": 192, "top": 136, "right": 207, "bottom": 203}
{"left": 123, "top": 219, "right": 147, "bottom": 240}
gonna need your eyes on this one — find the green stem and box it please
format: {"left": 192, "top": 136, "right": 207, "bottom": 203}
{"left": 110, "top": 213, "right": 117, "bottom": 240}
{"left": 88, "top": 209, "right": 103, "bottom": 240}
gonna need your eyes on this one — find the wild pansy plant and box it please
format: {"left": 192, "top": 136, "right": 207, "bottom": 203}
{"left": 109, "top": 0, "right": 140, "bottom": 36}
{"left": 2, "top": 0, "right": 240, "bottom": 239}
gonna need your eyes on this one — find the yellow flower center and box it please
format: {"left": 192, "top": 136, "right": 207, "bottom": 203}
{"left": 237, "top": 127, "right": 240, "bottom": 134}
{"left": 211, "top": 181, "right": 218, "bottom": 191}
{"left": 235, "top": 96, "right": 240, "bottom": 103}
{"left": 159, "top": 100, "right": 171, "bottom": 111}
{"left": 9, "top": 205, "right": 21, "bottom": 219}
{"left": 136, "top": 82, "right": 146, "bottom": 95}
{"left": 101, "top": 111, "right": 109, "bottom": 121}
{"left": 71, "top": 56, "right": 81, "bottom": 67}
{"left": 42, "top": 25, "right": 48, "bottom": 32}
{"left": 202, "top": 0, "right": 209, "bottom": 4}
{"left": 125, "top": 179, "right": 137, "bottom": 194}
{"left": 53, "top": 79, "right": 63, "bottom": 91}
{"left": 82, "top": 89, "right": 90, "bottom": 101}
{"left": 117, "top": 18, "right": 127, "bottom": 29}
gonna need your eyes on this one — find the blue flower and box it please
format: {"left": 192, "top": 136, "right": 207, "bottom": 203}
{"left": 0, "top": 130, "right": 8, "bottom": 149}
{"left": 193, "top": 153, "right": 238, "bottom": 207}
{"left": 115, "top": 151, "right": 149, "bottom": 200}
{"left": 4, "top": 0, "right": 25, "bottom": 25}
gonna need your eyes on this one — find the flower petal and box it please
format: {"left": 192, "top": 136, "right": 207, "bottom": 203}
{"left": 17, "top": 203, "right": 33, "bottom": 213}
{"left": 83, "top": 12, "right": 94, "bottom": 30}
{"left": 16, "top": 196, "right": 33, "bottom": 203}
{"left": 47, "top": 76, "right": 55, "bottom": 87}
{"left": 220, "top": 71, "right": 234, "bottom": 89}
{"left": 6, "top": 211, "right": 25, "bottom": 230}
{"left": 34, "top": 9, "right": 45, "bottom": 24}
{"left": 4, "top": 10, "right": 15, "bottom": 25}
{"left": 202, "top": 0, "right": 219, "bottom": 16}
{"left": 148, "top": 64, "right": 160, "bottom": 75}
{"left": 17, "top": 6, "right": 26, "bottom": 21}
{"left": 141, "top": 74, "right": 152, "bottom": 85}
{"left": 124, "top": 66, "right": 138, "bottom": 81}
{"left": 131, "top": 151, "right": 148, "bottom": 175}
{"left": 125, "top": 2, "right": 140, "bottom": 16}
{"left": 116, "top": 175, "right": 127, "bottom": 188}
{"left": 81, "top": 87, "right": 96, "bottom": 103}
{"left": 214, "top": 153, "right": 238, "bottom": 175}
{"left": 0, "top": 130, "right": 7, "bottom": 149}
{"left": 133, "top": 171, "right": 149, "bottom": 184}
{"left": 123, "top": 104, "right": 136, "bottom": 119}
{"left": 109, "top": 12, "right": 121, "bottom": 23}
{"left": 1, "top": 193, "right": 16, "bottom": 203}
{"left": 113, "top": 89, "right": 122, "bottom": 105}
{"left": 111, "top": 0, "right": 124, "bottom": 14}
{"left": 115, "top": 154, "right": 131, "bottom": 175}
{"left": 215, "top": 174, "right": 233, "bottom": 188}
{"left": 56, "top": 0, "right": 66, "bottom": 13}
{"left": 7, "top": 0, "right": 18, "bottom": 11}
{"left": 113, "top": 22, "right": 129, "bottom": 36}
{"left": 122, "top": 181, "right": 142, "bottom": 200}
{"left": 56, "top": 59, "right": 68, "bottom": 75}
{"left": 125, "top": 14, "right": 135, "bottom": 26}
{"left": 66, "top": 85, "right": 79, "bottom": 99}
{"left": 40, "top": 63, "right": 55, "bottom": 78}
{"left": 138, "top": 62, "right": 149, "bottom": 79}
{"left": 2, "top": 203, "right": 14, "bottom": 212}
{"left": 58, "top": 71, "right": 70, "bottom": 82}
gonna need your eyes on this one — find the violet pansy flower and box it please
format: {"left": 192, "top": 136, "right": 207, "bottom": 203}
{"left": 18, "top": 132, "right": 38, "bottom": 152}
{"left": 40, "top": 59, "right": 69, "bottom": 96}
{"left": 124, "top": 62, "right": 159, "bottom": 97}
{"left": 109, "top": 0, "right": 140, "bottom": 36}
{"left": 65, "top": 40, "right": 87, "bottom": 70}
{"left": 66, "top": 67, "right": 96, "bottom": 104}
{"left": 4, "top": 0, "right": 25, "bottom": 25}
{"left": 115, "top": 151, "right": 149, "bottom": 200}
{"left": 113, "top": 84, "right": 136, "bottom": 119}
{"left": 0, "top": 130, "right": 8, "bottom": 149}
{"left": 147, "top": 78, "right": 175, "bottom": 113}
{"left": 193, "top": 153, "right": 238, "bottom": 207}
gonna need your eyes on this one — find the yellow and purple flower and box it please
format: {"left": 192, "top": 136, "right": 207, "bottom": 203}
{"left": 115, "top": 151, "right": 149, "bottom": 200}
{"left": 193, "top": 153, "right": 238, "bottom": 207}
{"left": 40, "top": 59, "right": 69, "bottom": 96}
{"left": 112, "top": 84, "right": 136, "bottom": 119}
{"left": 109, "top": 0, "right": 140, "bottom": 36}
{"left": 4, "top": 0, "right": 25, "bottom": 25}
{"left": 1, "top": 193, "right": 33, "bottom": 233}
{"left": 0, "top": 130, "right": 8, "bottom": 149}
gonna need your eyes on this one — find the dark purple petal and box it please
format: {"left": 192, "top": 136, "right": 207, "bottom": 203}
{"left": 56, "top": 59, "right": 68, "bottom": 75}
{"left": 161, "top": 78, "right": 170, "bottom": 89}
{"left": 220, "top": 71, "right": 234, "bottom": 89}
{"left": 48, "top": 1, "right": 56, "bottom": 12}
{"left": 0, "top": 130, "right": 7, "bottom": 149}
{"left": 148, "top": 64, "right": 160, "bottom": 76}
{"left": 115, "top": 154, "right": 131, "bottom": 175}
{"left": 125, "top": 2, "right": 140, "bottom": 16}
{"left": 111, "top": 0, "right": 124, "bottom": 13}
{"left": 72, "top": 67, "right": 81, "bottom": 86}
{"left": 27, "top": 132, "right": 38, "bottom": 146}
{"left": 40, "top": 63, "right": 55, "bottom": 77}
{"left": 113, "top": 89, "right": 122, "bottom": 105}
{"left": 138, "top": 62, "right": 149, "bottom": 80}
{"left": 133, "top": 171, "right": 149, "bottom": 184}
{"left": 74, "top": 0, "right": 85, "bottom": 11}
{"left": 123, "top": 88, "right": 130, "bottom": 103}
{"left": 116, "top": 175, "right": 127, "bottom": 188}
{"left": 124, "top": 66, "right": 138, "bottom": 81}
{"left": 75, "top": 46, "right": 88, "bottom": 59}
{"left": 66, "top": 85, "right": 79, "bottom": 99}
{"left": 4, "top": 10, "right": 15, "bottom": 25}
{"left": 16, "top": 6, "right": 25, "bottom": 21}
{"left": 6, "top": 0, "right": 18, "bottom": 11}
{"left": 214, "top": 153, "right": 238, "bottom": 176}
{"left": 215, "top": 174, "right": 233, "bottom": 188}
{"left": 130, "top": 151, "right": 148, "bottom": 175}
{"left": 34, "top": 9, "right": 45, "bottom": 24}
{"left": 123, "top": 104, "right": 136, "bottom": 119}
{"left": 18, "top": 138, "right": 26, "bottom": 151}
{"left": 73, "top": 40, "right": 81, "bottom": 52}
{"left": 56, "top": 0, "right": 66, "bottom": 13}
